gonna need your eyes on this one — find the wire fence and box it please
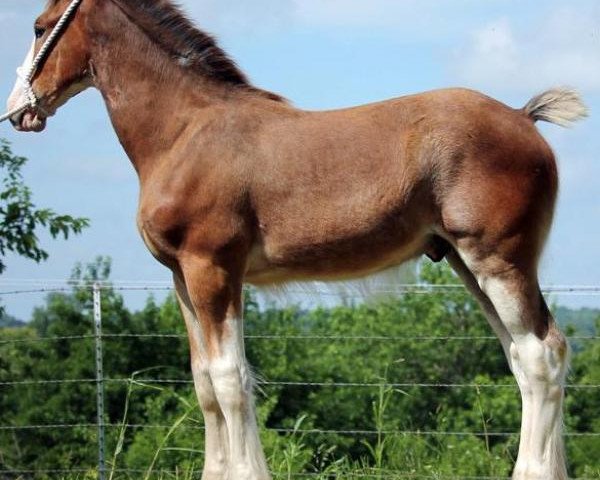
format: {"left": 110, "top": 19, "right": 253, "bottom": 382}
{"left": 0, "top": 282, "right": 599, "bottom": 479}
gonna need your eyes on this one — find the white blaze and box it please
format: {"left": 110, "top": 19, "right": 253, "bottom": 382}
{"left": 7, "top": 39, "right": 35, "bottom": 114}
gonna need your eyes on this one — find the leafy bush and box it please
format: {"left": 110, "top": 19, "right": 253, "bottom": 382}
{"left": 0, "top": 260, "right": 598, "bottom": 478}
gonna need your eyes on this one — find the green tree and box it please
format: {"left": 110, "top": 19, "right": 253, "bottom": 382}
{"left": 566, "top": 316, "right": 600, "bottom": 477}
{"left": 1, "top": 260, "right": 598, "bottom": 478}
{"left": 0, "top": 139, "right": 88, "bottom": 274}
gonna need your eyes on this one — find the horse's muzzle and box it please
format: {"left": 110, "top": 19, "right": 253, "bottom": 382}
{"left": 10, "top": 108, "right": 47, "bottom": 132}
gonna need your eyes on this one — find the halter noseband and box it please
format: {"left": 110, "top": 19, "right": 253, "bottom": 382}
{"left": 0, "top": 0, "right": 85, "bottom": 124}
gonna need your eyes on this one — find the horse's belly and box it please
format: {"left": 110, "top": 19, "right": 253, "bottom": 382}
{"left": 245, "top": 161, "right": 437, "bottom": 284}
{"left": 244, "top": 222, "right": 428, "bottom": 285}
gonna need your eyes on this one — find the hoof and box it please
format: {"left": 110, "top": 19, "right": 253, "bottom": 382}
{"left": 226, "top": 468, "right": 271, "bottom": 480}
{"left": 512, "top": 466, "right": 568, "bottom": 480}
{"left": 202, "top": 470, "right": 227, "bottom": 480}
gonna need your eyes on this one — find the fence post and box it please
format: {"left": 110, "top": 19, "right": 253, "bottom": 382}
{"left": 93, "top": 283, "right": 106, "bottom": 480}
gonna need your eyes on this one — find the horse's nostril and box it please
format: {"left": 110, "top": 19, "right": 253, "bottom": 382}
{"left": 8, "top": 110, "right": 26, "bottom": 130}
{"left": 9, "top": 115, "right": 21, "bottom": 128}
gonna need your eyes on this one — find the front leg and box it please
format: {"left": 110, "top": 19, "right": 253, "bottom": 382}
{"left": 174, "top": 275, "right": 229, "bottom": 480}
{"left": 180, "top": 255, "right": 271, "bottom": 480}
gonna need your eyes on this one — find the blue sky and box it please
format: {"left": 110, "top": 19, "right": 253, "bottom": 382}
{"left": 0, "top": 0, "right": 598, "bottom": 319}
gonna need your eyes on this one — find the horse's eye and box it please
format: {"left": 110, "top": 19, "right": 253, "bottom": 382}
{"left": 34, "top": 26, "right": 46, "bottom": 39}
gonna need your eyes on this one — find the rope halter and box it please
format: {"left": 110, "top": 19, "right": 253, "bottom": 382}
{"left": 0, "top": 0, "right": 85, "bottom": 124}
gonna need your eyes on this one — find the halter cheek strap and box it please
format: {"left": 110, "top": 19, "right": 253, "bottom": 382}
{"left": 0, "top": 0, "right": 85, "bottom": 124}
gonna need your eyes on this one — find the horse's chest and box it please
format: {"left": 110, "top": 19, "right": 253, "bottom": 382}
{"left": 139, "top": 224, "right": 164, "bottom": 259}
{"left": 136, "top": 213, "right": 181, "bottom": 268}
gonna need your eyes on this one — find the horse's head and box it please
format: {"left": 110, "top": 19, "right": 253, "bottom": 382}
{"left": 7, "top": 0, "right": 93, "bottom": 132}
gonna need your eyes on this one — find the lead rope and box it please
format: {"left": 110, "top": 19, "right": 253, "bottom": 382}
{"left": 0, "top": 0, "right": 84, "bottom": 124}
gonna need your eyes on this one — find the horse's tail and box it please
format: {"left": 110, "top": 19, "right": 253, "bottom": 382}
{"left": 523, "top": 87, "right": 588, "bottom": 127}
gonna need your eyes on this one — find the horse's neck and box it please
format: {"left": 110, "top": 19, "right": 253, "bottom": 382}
{"left": 89, "top": 15, "right": 226, "bottom": 179}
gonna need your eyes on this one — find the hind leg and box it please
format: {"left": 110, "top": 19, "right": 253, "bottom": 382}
{"left": 447, "top": 250, "right": 544, "bottom": 477}
{"left": 484, "top": 272, "right": 568, "bottom": 480}
{"left": 455, "top": 247, "right": 569, "bottom": 480}
{"left": 446, "top": 249, "right": 512, "bottom": 360}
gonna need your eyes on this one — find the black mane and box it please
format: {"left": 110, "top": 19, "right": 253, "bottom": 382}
{"left": 110, "top": 0, "right": 284, "bottom": 101}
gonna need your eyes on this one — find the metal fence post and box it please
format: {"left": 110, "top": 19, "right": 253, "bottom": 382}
{"left": 93, "top": 283, "right": 106, "bottom": 480}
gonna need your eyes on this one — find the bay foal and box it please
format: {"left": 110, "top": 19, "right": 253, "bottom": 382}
{"left": 6, "top": 1, "right": 588, "bottom": 478}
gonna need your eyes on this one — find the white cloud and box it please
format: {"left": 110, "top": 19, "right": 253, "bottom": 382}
{"left": 181, "top": 0, "right": 294, "bottom": 34}
{"left": 292, "top": 0, "right": 409, "bottom": 27}
{"left": 291, "top": 0, "right": 505, "bottom": 33}
{"left": 179, "top": 0, "right": 505, "bottom": 39}
{"left": 458, "top": 18, "right": 518, "bottom": 80}
{"left": 180, "top": 0, "right": 440, "bottom": 34}
{"left": 453, "top": 6, "right": 600, "bottom": 92}
{"left": 181, "top": 0, "right": 428, "bottom": 32}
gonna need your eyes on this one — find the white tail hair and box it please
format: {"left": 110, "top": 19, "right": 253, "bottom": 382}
{"left": 524, "top": 87, "right": 588, "bottom": 127}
